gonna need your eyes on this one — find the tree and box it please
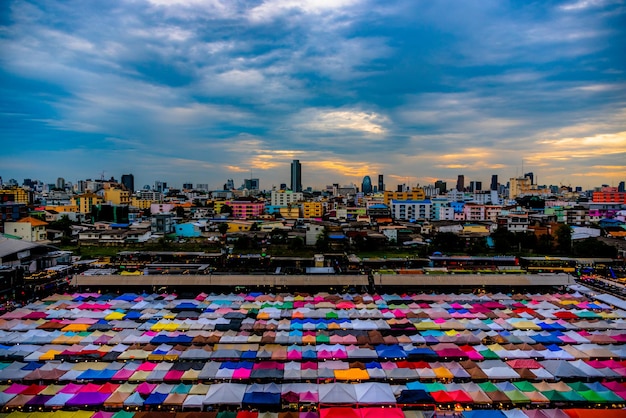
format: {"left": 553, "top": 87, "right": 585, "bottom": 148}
{"left": 48, "top": 215, "right": 74, "bottom": 237}
{"left": 217, "top": 223, "right": 229, "bottom": 235}
{"left": 467, "top": 237, "right": 488, "bottom": 255}
{"left": 289, "top": 236, "right": 304, "bottom": 251}
{"left": 316, "top": 233, "right": 329, "bottom": 251}
{"left": 220, "top": 204, "right": 233, "bottom": 215}
{"left": 573, "top": 238, "right": 618, "bottom": 258}
{"left": 234, "top": 235, "right": 251, "bottom": 250}
{"left": 536, "top": 234, "right": 554, "bottom": 255}
{"left": 430, "top": 232, "right": 464, "bottom": 253}
{"left": 175, "top": 206, "right": 186, "bottom": 218}
{"left": 491, "top": 228, "right": 516, "bottom": 253}
{"left": 555, "top": 224, "right": 572, "bottom": 254}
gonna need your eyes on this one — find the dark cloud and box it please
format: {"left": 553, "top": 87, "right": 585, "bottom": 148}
{"left": 1, "top": 0, "right": 625, "bottom": 189}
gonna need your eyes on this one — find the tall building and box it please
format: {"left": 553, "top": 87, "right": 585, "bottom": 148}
{"left": 434, "top": 180, "right": 447, "bottom": 194}
{"left": 619, "top": 181, "right": 625, "bottom": 193}
{"left": 121, "top": 174, "right": 134, "bottom": 192}
{"left": 154, "top": 181, "right": 167, "bottom": 192}
{"left": 244, "top": 178, "right": 260, "bottom": 190}
{"left": 490, "top": 175, "right": 498, "bottom": 191}
{"left": 378, "top": 174, "right": 385, "bottom": 192}
{"left": 291, "top": 160, "right": 302, "bottom": 192}
{"left": 224, "top": 179, "right": 235, "bottom": 190}
{"left": 361, "top": 176, "right": 373, "bottom": 194}
{"left": 183, "top": 183, "right": 193, "bottom": 190}
{"left": 456, "top": 175, "right": 465, "bottom": 192}
{"left": 56, "top": 177, "right": 65, "bottom": 190}
{"left": 469, "top": 181, "right": 482, "bottom": 192}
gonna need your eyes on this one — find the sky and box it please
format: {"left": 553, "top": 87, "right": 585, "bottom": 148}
{"left": 1, "top": 0, "right": 625, "bottom": 191}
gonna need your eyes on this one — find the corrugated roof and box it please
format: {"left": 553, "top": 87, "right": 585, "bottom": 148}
{"left": 0, "top": 236, "right": 42, "bottom": 258}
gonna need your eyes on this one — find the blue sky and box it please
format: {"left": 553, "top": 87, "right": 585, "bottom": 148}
{"left": 1, "top": 0, "right": 625, "bottom": 191}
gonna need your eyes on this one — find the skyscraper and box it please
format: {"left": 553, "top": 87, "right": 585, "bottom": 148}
{"left": 378, "top": 174, "right": 385, "bottom": 192}
{"left": 490, "top": 175, "right": 498, "bottom": 191}
{"left": 291, "top": 160, "right": 302, "bottom": 192}
{"left": 121, "top": 174, "right": 134, "bottom": 192}
{"left": 469, "top": 181, "right": 482, "bottom": 192}
{"left": 361, "top": 176, "right": 373, "bottom": 194}
{"left": 618, "top": 181, "right": 625, "bottom": 193}
{"left": 244, "top": 178, "right": 260, "bottom": 190}
{"left": 456, "top": 175, "right": 465, "bottom": 192}
{"left": 434, "top": 180, "right": 447, "bottom": 194}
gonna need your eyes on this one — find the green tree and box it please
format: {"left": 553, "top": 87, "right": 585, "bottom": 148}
{"left": 573, "top": 238, "right": 617, "bottom": 258}
{"left": 220, "top": 204, "right": 233, "bottom": 215}
{"left": 234, "top": 235, "right": 251, "bottom": 250}
{"left": 289, "top": 236, "right": 304, "bottom": 251}
{"left": 316, "top": 233, "right": 329, "bottom": 251}
{"left": 555, "top": 224, "right": 572, "bottom": 254}
{"left": 467, "top": 237, "right": 488, "bottom": 255}
{"left": 217, "top": 223, "right": 229, "bottom": 235}
{"left": 491, "top": 228, "right": 516, "bottom": 253}
{"left": 536, "top": 234, "right": 554, "bottom": 255}
{"left": 430, "top": 232, "right": 464, "bottom": 253}
{"left": 48, "top": 215, "right": 74, "bottom": 236}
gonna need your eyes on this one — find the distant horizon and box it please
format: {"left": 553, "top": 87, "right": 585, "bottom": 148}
{"left": 2, "top": 167, "right": 622, "bottom": 193}
{"left": 2, "top": 1, "right": 625, "bottom": 190}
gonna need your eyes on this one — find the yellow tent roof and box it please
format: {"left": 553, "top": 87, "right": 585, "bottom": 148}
{"left": 432, "top": 367, "right": 454, "bottom": 379}
{"left": 61, "top": 323, "right": 90, "bottom": 332}
{"left": 39, "top": 350, "right": 62, "bottom": 361}
{"left": 334, "top": 368, "right": 370, "bottom": 381}
{"left": 510, "top": 320, "right": 541, "bottom": 330}
{"left": 105, "top": 312, "right": 126, "bottom": 320}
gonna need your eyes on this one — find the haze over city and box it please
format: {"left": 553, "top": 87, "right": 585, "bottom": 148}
{"left": 1, "top": 0, "right": 625, "bottom": 189}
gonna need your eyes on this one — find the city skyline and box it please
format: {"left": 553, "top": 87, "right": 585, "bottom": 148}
{"left": 1, "top": 1, "right": 625, "bottom": 189}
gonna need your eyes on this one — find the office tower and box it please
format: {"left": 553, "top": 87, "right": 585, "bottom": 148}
{"left": 619, "top": 181, "right": 625, "bottom": 193}
{"left": 291, "top": 160, "right": 302, "bottom": 192}
{"left": 225, "top": 179, "right": 235, "bottom": 190}
{"left": 490, "top": 175, "right": 498, "bottom": 191}
{"left": 154, "top": 181, "right": 167, "bottom": 192}
{"left": 244, "top": 178, "right": 260, "bottom": 190}
{"left": 121, "top": 174, "right": 135, "bottom": 192}
{"left": 378, "top": 174, "right": 385, "bottom": 192}
{"left": 434, "top": 180, "right": 447, "bottom": 194}
{"left": 361, "top": 176, "right": 373, "bottom": 194}
{"left": 56, "top": 177, "right": 65, "bottom": 190}
{"left": 456, "top": 175, "right": 465, "bottom": 192}
{"left": 183, "top": 183, "right": 193, "bottom": 190}
{"left": 469, "top": 181, "right": 482, "bottom": 192}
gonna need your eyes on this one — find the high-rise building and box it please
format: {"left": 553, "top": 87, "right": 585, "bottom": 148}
{"left": 121, "top": 174, "right": 134, "bottom": 192}
{"left": 183, "top": 183, "right": 193, "bottom": 190}
{"left": 490, "top": 175, "right": 498, "bottom": 191}
{"left": 456, "top": 175, "right": 465, "bottom": 192}
{"left": 291, "top": 160, "right": 302, "bottom": 192}
{"left": 154, "top": 181, "right": 167, "bottom": 192}
{"left": 378, "top": 174, "right": 385, "bottom": 192}
{"left": 434, "top": 180, "right": 447, "bottom": 194}
{"left": 619, "top": 181, "right": 625, "bottom": 193}
{"left": 244, "top": 178, "right": 260, "bottom": 190}
{"left": 469, "top": 181, "right": 482, "bottom": 192}
{"left": 56, "top": 177, "right": 65, "bottom": 190}
{"left": 361, "top": 176, "right": 373, "bottom": 194}
{"left": 224, "top": 179, "right": 235, "bottom": 190}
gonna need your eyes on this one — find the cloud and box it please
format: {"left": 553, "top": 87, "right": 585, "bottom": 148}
{"left": 294, "top": 108, "right": 388, "bottom": 135}
{"left": 1, "top": 0, "right": 625, "bottom": 190}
